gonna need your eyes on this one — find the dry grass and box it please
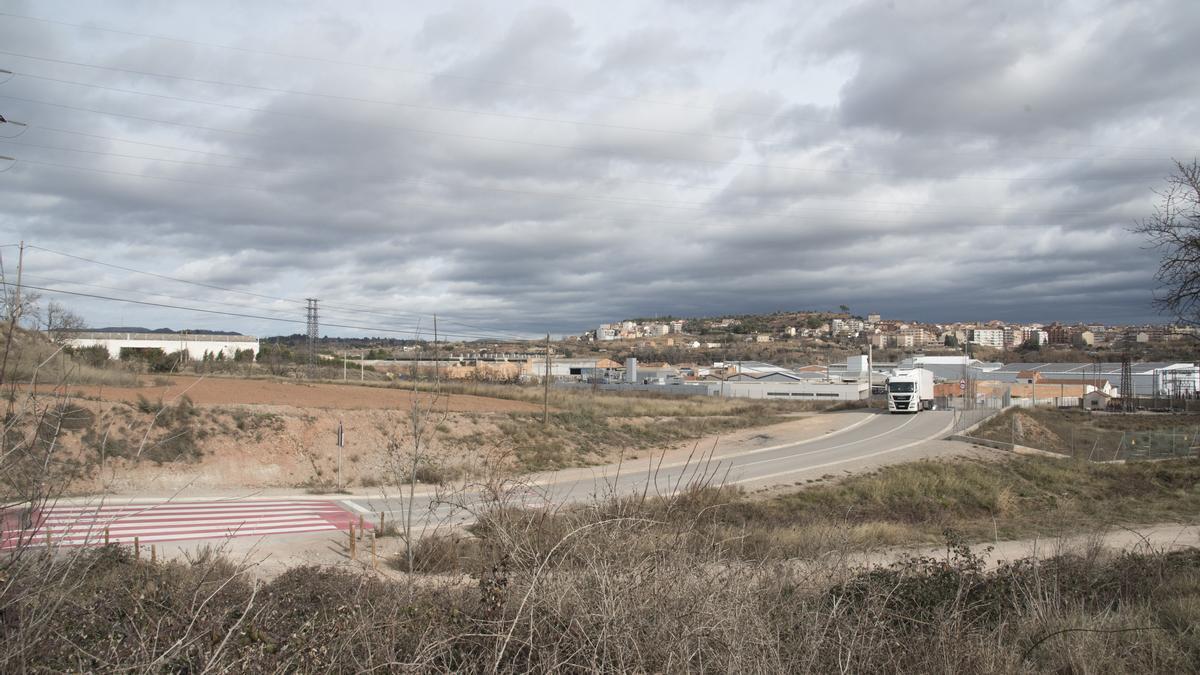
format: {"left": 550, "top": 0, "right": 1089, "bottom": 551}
{"left": 4, "top": 509, "right": 1200, "bottom": 671}
{"left": 3, "top": 330, "right": 142, "bottom": 389}
{"left": 435, "top": 385, "right": 816, "bottom": 470}
{"left": 728, "top": 454, "right": 1200, "bottom": 545}
{"left": 395, "top": 455, "right": 1200, "bottom": 574}
{"left": 975, "top": 407, "right": 1200, "bottom": 459}
{"left": 5, "top": 331, "right": 1199, "bottom": 671}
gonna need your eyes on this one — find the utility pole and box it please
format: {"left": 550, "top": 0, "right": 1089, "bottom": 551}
{"left": 305, "top": 298, "right": 319, "bottom": 378}
{"left": 433, "top": 314, "right": 439, "bottom": 389}
{"left": 961, "top": 339, "right": 968, "bottom": 411}
{"left": 543, "top": 333, "right": 551, "bottom": 425}
{"left": 336, "top": 419, "right": 344, "bottom": 491}
{"left": 0, "top": 240, "right": 25, "bottom": 389}
{"left": 867, "top": 341, "right": 873, "bottom": 406}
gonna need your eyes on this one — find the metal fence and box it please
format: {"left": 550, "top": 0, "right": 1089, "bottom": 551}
{"left": 1111, "top": 428, "right": 1200, "bottom": 462}
{"left": 937, "top": 396, "right": 1008, "bottom": 434}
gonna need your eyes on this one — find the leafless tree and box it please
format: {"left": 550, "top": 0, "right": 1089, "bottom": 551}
{"left": 40, "top": 300, "right": 86, "bottom": 346}
{"left": 374, "top": 319, "right": 459, "bottom": 571}
{"left": 1133, "top": 159, "right": 1200, "bottom": 328}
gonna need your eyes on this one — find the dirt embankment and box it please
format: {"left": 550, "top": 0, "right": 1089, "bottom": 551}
{"left": 25, "top": 375, "right": 548, "bottom": 495}
{"left": 37, "top": 396, "right": 497, "bottom": 495}
{"left": 57, "top": 375, "right": 544, "bottom": 414}
{"left": 28, "top": 375, "right": 821, "bottom": 495}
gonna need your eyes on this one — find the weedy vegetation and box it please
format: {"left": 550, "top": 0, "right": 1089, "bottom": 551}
{"left": 4, "top": 328, "right": 1200, "bottom": 671}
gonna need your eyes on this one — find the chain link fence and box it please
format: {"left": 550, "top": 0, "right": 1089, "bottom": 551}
{"left": 937, "top": 395, "right": 1008, "bottom": 434}
{"left": 1111, "top": 428, "right": 1200, "bottom": 461}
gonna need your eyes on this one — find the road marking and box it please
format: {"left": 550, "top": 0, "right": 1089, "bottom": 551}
{"left": 48, "top": 524, "right": 341, "bottom": 547}
{"left": 731, "top": 413, "right": 921, "bottom": 470}
{"left": 46, "top": 519, "right": 330, "bottom": 536}
{"left": 1, "top": 498, "right": 363, "bottom": 549}
{"left": 43, "top": 505, "right": 336, "bottom": 517}
{"left": 658, "top": 412, "right": 878, "bottom": 467}
{"left": 729, "top": 415, "right": 958, "bottom": 486}
{"left": 42, "top": 513, "right": 330, "bottom": 529}
{"left": 342, "top": 499, "right": 371, "bottom": 514}
{"left": 533, "top": 412, "right": 882, "bottom": 490}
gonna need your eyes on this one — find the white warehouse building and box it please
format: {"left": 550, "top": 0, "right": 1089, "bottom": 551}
{"left": 63, "top": 331, "right": 260, "bottom": 361}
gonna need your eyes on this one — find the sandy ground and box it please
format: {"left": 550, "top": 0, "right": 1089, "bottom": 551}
{"left": 59, "top": 375, "right": 543, "bottom": 413}
{"left": 843, "top": 522, "right": 1200, "bottom": 570}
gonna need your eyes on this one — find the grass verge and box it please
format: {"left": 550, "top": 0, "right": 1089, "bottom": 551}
{"left": 973, "top": 407, "right": 1200, "bottom": 459}
{"left": 406, "top": 454, "right": 1200, "bottom": 571}
{"left": 5, "top": 517, "right": 1200, "bottom": 671}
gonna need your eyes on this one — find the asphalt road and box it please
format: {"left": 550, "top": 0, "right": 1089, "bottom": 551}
{"left": 346, "top": 409, "right": 958, "bottom": 532}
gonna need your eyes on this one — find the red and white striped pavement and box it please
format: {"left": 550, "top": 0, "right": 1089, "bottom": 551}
{"left": 0, "top": 499, "right": 369, "bottom": 549}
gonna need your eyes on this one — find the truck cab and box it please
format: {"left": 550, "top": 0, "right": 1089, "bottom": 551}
{"left": 886, "top": 369, "right": 935, "bottom": 413}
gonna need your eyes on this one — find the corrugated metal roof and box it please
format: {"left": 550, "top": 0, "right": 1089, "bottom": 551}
{"left": 993, "top": 361, "right": 1194, "bottom": 375}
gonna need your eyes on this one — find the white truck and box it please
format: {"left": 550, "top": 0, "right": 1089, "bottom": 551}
{"left": 886, "top": 368, "right": 935, "bottom": 413}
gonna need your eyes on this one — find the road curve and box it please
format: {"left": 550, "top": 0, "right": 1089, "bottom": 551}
{"left": 27, "top": 411, "right": 959, "bottom": 548}
{"left": 350, "top": 410, "right": 958, "bottom": 528}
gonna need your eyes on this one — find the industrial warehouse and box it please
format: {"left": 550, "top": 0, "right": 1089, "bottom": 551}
{"left": 64, "top": 330, "right": 260, "bottom": 362}
{"left": 544, "top": 355, "right": 1200, "bottom": 405}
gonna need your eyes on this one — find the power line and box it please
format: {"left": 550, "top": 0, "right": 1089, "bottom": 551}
{"left": 317, "top": 303, "right": 538, "bottom": 341}
{"left": 0, "top": 138, "right": 262, "bottom": 172}
{"left": 27, "top": 244, "right": 301, "bottom": 304}
{"left": 25, "top": 245, "right": 541, "bottom": 341}
{"left": 1, "top": 90, "right": 1175, "bottom": 226}
{"left": 3, "top": 79, "right": 1175, "bottom": 186}
{"left": 3, "top": 149, "right": 1147, "bottom": 250}
{"left": 4, "top": 11, "right": 1195, "bottom": 158}
{"left": 20, "top": 272, "right": 302, "bottom": 317}
{"left": 0, "top": 10, "right": 768, "bottom": 121}
{"left": 34, "top": 124, "right": 255, "bottom": 161}
{"left": 2, "top": 144, "right": 1152, "bottom": 225}
{"left": 5, "top": 156, "right": 280, "bottom": 193}
{"left": 0, "top": 51, "right": 756, "bottom": 146}
{"left": 25, "top": 271, "right": 530, "bottom": 341}
{"left": 0, "top": 112, "right": 1166, "bottom": 225}
{"left": 3, "top": 50, "right": 1190, "bottom": 161}
{"left": 7, "top": 114, "right": 1177, "bottom": 213}
{"left": 0, "top": 93, "right": 258, "bottom": 137}
{"left": 6, "top": 281, "right": 528, "bottom": 341}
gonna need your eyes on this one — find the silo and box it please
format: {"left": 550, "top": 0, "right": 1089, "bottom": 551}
{"left": 625, "top": 357, "right": 638, "bottom": 384}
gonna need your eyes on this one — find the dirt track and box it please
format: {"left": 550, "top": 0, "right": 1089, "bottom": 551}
{"left": 65, "top": 376, "right": 543, "bottom": 413}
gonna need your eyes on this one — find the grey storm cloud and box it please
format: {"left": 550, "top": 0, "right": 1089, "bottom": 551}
{"left": 0, "top": 0, "right": 1195, "bottom": 339}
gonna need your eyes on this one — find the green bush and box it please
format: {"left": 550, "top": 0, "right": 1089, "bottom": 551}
{"left": 65, "top": 344, "right": 110, "bottom": 368}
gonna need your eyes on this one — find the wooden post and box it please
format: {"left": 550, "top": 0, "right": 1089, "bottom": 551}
{"left": 370, "top": 532, "right": 377, "bottom": 569}
{"left": 379, "top": 512, "right": 386, "bottom": 534}
{"left": 348, "top": 524, "right": 356, "bottom": 559}
{"left": 134, "top": 536, "right": 140, "bottom": 561}
{"left": 44, "top": 528, "right": 51, "bottom": 551}
{"left": 151, "top": 545, "right": 157, "bottom": 564}
{"left": 543, "top": 334, "right": 551, "bottom": 425}
{"left": 358, "top": 514, "right": 365, "bottom": 538}
{"left": 104, "top": 527, "right": 110, "bottom": 545}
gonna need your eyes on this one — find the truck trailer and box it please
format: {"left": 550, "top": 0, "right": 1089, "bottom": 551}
{"left": 886, "top": 368, "right": 935, "bottom": 413}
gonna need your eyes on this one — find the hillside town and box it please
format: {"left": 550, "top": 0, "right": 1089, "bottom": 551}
{"left": 59, "top": 309, "right": 1200, "bottom": 408}
{"left": 585, "top": 313, "right": 1197, "bottom": 350}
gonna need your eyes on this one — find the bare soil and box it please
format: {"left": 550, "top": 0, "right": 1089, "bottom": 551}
{"left": 61, "top": 375, "right": 543, "bottom": 413}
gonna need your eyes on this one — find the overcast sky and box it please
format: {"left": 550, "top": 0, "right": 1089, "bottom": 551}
{"left": 0, "top": 0, "right": 1196, "bottom": 339}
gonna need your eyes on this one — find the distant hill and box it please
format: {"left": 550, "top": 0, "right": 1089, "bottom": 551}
{"left": 618, "top": 310, "right": 862, "bottom": 335}
{"left": 88, "top": 327, "right": 245, "bottom": 336}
